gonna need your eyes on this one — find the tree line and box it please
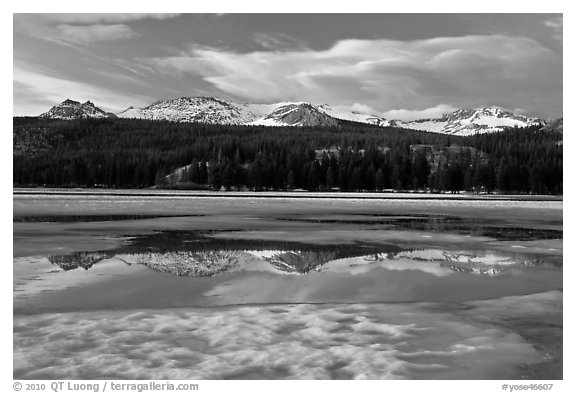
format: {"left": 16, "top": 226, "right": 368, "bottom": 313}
{"left": 13, "top": 117, "right": 562, "bottom": 194}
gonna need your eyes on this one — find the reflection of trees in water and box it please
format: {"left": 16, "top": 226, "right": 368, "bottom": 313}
{"left": 278, "top": 214, "right": 562, "bottom": 241}
{"left": 120, "top": 230, "right": 401, "bottom": 259}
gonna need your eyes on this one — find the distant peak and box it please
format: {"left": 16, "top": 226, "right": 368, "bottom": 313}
{"left": 40, "top": 99, "right": 115, "bottom": 119}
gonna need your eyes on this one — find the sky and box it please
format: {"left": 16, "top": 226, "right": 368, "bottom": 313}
{"left": 13, "top": 13, "right": 563, "bottom": 120}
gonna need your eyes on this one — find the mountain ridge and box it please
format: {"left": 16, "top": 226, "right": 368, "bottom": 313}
{"left": 39, "top": 97, "right": 550, "bottom": 136}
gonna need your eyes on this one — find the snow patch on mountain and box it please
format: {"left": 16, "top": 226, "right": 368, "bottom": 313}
{"left": 401, "top": 119, "right": 446, "bottom": 133}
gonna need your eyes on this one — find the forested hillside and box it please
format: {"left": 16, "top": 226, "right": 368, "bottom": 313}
{"left": 13, "top": 117, "right": 563, "bottom": 194}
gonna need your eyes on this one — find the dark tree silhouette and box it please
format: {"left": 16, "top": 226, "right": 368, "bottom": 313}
{"left": 13, "top": 117, "right": 562, "bottom": 194}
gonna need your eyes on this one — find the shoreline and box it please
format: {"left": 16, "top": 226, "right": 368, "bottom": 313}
{"left": 13, "top": 188, "right": 563, "bottom": 202}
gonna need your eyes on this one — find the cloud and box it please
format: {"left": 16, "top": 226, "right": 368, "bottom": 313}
{"left": 383, "top": 104, "right": 458, "bottom": 121}
{"left": 544, "top": 16, "right": 562, "bottom": 41}
{"left": 141, "top": 34, "right": 561, "bottom": 116}
{"left": 14, "top": 14, "right": 180, "bottom": 46}
{"left": 350, "top": 103, "right": 379, "bottom": 114}
{"left": 512, "top": 108, "right": 527, "bottom": 115}
{"left": 56, "top": 24, "right": 140, "bottom": 44}
{"left": 13, "top": 63, "right": 152, "bottom": 115}
{"left": 17, "top": 13, "right": 180, "bottom": 25}
{"left": 253, "top": 32, "right": 306, "bottom": 51}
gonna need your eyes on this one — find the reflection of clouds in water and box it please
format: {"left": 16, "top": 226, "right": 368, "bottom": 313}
{"left": 396, "top": 249, "right": 521, "bottom": 266}
{"left": 14, "top": 302, "right": 541, "bottom": 380}
{"left": 316, "top": 248, "right": 527, "bottom": 278}
{"left": 13, "top": 256, "right": 148, "bottom": 298}
{"left": 318, "top": 255, "right": 454, "bottom": 277}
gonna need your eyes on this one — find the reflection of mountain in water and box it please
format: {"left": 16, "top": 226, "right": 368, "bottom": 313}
{"left": 46, "top": 230, "right": 560, "bottom": 277}
{"left": 48, "top": 247, "right": 561, "bottom": 278}
{"left": 126, "top": 250, "right": 340, "bottom": 276}
{"left": 318, "top": 248, "right": 561, "bottom": 277}
{"left": 47, "top": 230, "right": 400, "bottom": 276}
{"left": 48, "top": 252, "right": 108, "bottom": 271}
{"left": 388, "top": 249, "right": 560, "bottom": 276}
{"left": 48, "top": 249, "right": 352, "bottom": 276}
{"left": 119, "top": 251, "right": 247, "bottom": 276}
{"left": 255, "top": 250, "right": 339, "bottom": 273}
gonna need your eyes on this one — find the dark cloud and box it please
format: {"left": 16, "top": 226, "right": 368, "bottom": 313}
{"left": 13, "top": 14, "right": 563, "bottom": 118}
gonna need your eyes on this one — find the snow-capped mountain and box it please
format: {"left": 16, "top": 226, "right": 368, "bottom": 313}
{"left": 118, "top": 97, "right": 340, "bottom": 127}
{"left": 118, "top": 97, "right": 383, "bottom": 128}
{"left": 39, "top": 97, "right": 547, "bottom": 135}
{"left": 250, "top": 103, "right": 339, "bottom": 127}
{"left": 117, "top": 97, "right": 544, "bottom": 135}
{"left": 395, "top": 107, "right": 544, "bottom": 136}
{"left": 117, "top": 96, "right": 272, "bottom": 124}
{"left": 40, "top": 99, "right": 116, "bottom": 119}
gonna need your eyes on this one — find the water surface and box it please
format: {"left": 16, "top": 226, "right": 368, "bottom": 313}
{"left": 13, "top": 194, "right": 563, "bottom": 379}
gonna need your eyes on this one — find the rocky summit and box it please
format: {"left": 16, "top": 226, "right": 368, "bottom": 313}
{"left": 40, "top": 99, "right": 116, "bottom": 120}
